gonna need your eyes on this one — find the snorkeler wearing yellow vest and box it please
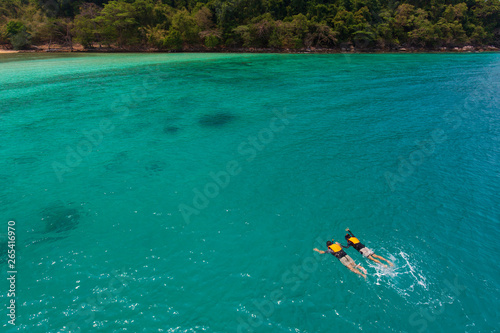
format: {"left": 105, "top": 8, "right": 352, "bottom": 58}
{"left": 344, "top": 228, "right": 394, "bottom": 268}
{"left": 314, "top": 240, "right": 367, "bottom": 279}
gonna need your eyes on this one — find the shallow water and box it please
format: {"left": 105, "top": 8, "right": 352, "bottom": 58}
{"left": 0, "top": 52, "right": 499, "bottom": 332}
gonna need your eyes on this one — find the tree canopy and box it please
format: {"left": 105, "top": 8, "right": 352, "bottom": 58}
{"left": 0, "top": 0, "right": 499, "bottom": 50}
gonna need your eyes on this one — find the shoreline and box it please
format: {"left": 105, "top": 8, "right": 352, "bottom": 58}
{"left": 1, "top": 45, "right": 499, "bottom": 55}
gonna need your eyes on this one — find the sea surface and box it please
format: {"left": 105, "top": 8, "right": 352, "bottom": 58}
{"left": 0, "top": 52, "right": 499, "bottom": 332}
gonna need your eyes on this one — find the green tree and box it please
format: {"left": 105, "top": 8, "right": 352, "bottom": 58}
{"left": 351, "top": 7, "right": 375, "bottom": 48}
{"left": 473, "top": 0, "right": 500, "bottom": 44}
{"left": 269, "top": 14, "right": 325, "bottom": 49}
{"left": 393, "top": 4, "right": 415, "bottom": 44}
{"left": 6, "top": 21, "right": 25, "bottom": 36}
{"left": 468, "top": 24, "right": 488, "bottom": 44}
{"left": 264, "top": 0, "right": 287, "bottom": 20}
{"left": 195, "top": 6, "right": 221, "bottom": 48}
{"left": 10, "top": 29, "right": 31, "bottom": 49}
{"left": 249, "top": 13, "right": 276, "bottom": 47}
{"left": 163, "top": 28, "right": 182, "bottom": 49}
{"left": 73, "top": 3, "right": 102, "bottom": 48}
{"left": 376, "top": 9, "right": 398, "bottom": 48}
{"left": 142, "top": 24, "right": 167, "bottom": 48}
{"left": 58, "top": 17, "right": 73, "bottom": 49}
{"left": 203, "top": 33, "right": 220, "bottom": 48}
{"left": 408, "top": 9, "right": 437, "bottom": 47}
{"left": 95, "top": 0, "right": 137, "bottom": 47}
{"left": 435, "top": 18, "right": 468, "bottom": 46}
{"left": 435, "top": 3, "right": 469, "bottom": 46}
{"left": 305, "top": 22, "right": 338, "bottom": 48}
{"left": 332, "top": 8, "right": 355, "bottom": 42}
{"left": 0, "top": 25, "right": 8, "bottom": 45}
{"left": 133, "top": 0, "right": 173, "bottom": 29}
{"left": 269, "top": 20, "right": 297, "bottom": 48}
{"left": 233, "top": 24, "right": 252, "bottom": 47}
{"left": 234, "top": 13, "right": 276, "bottom": 48}
{"left": 6, "top": 20, "right": 31, "bottom": 49}
{"left": 194, "top": 6, "right": 214, "bottom": 32}
{"left": 171, "top": 8, "right": 199, "bottom": 44}
{"left": 38, "top": 18, "right": 64, "bottom": 50}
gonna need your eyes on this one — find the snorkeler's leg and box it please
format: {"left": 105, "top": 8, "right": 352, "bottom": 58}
{"left": 355, "top": 263, "right": 367, "bottom": 274}
{"left": 368, "top": 255, "right": 387, "bottom": 267}
{"left": 373, "top": 254, "right": 394, "bottom": 266}
{"left": 347, "top": 265, "right": 366, "bottom": 279}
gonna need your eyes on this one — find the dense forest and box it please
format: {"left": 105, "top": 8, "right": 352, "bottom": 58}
{"left": 1, "top": 0, "right": 499, "bottom": 51}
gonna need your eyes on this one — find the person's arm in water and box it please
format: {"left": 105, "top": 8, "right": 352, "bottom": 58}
{"left": 314, "top": 248, "right": 333, "bottom": 254}
{"left": 341, "top": 243, "right": 351, "bottom": 249}
{"left": 345, "top": 228, "right": 355, "bottom": 237}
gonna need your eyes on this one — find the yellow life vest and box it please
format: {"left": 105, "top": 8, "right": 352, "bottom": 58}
{"left": 348, "top": 237, "right": 360, "bottom": 244}
{"left": 328, "top": 244, "right": 342, "bottom": 252}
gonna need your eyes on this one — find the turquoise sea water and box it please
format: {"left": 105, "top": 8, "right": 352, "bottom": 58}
{"left": 0, "top": 52, "right": 499, "bottom": 332}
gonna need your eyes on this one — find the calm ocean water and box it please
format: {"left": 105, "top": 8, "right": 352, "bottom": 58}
{"left": 0, "top": 52, "right": 499, "bottom": 332}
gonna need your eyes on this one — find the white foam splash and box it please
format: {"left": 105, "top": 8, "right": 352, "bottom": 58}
{"left": 369, "top": 250, "right": 429, "bottom": 301}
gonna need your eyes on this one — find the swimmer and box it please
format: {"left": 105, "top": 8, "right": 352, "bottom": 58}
{"left": 344, "top": 228, "right": 394, "bottom": 268}
{"left": 314, "top": 240, "right": 367, "bottom": 279}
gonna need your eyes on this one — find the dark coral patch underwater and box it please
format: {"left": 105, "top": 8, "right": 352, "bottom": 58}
{"left": 163, "top": 125, "right": 180, "bottom": 133}
{"left": 198, "top": 112, "right": 235, "bottom": 127}
{"left": 41, "top": 203, "right": 81, "bottom": 233}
